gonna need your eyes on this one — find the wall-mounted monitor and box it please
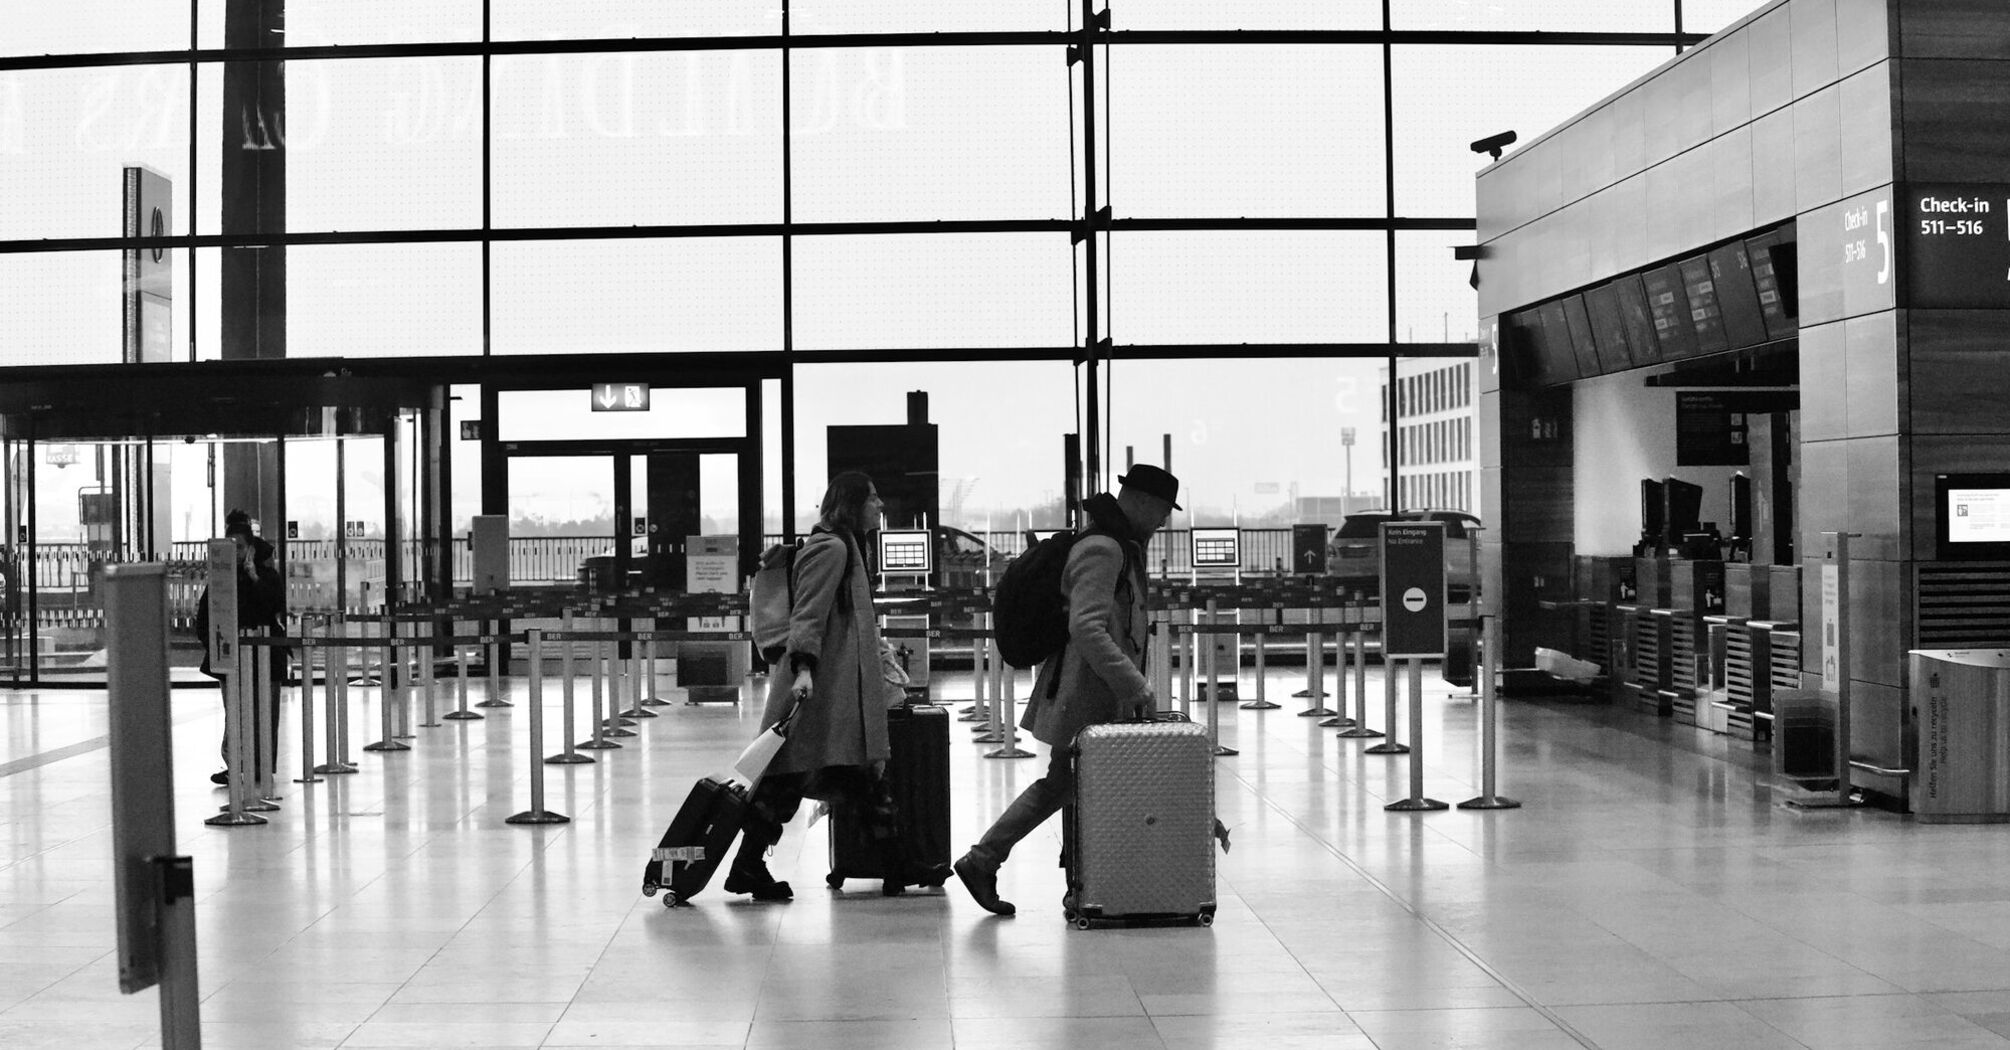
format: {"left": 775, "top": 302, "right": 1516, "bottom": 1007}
{"left": 1534, "top": 299, "right": 1581, "bottom": 383}
{"left": 1708, "top": 242, "right": 1769, "bottom": 349}
{"left": 1935, "top": 473, "right": 2010, "bottom": 561}
{"left": 1190, "top": 527, "right": 1241, "bottom": 568}
{"left": 1561, "top": 294, "right": 1602, "bottom": 377}
{"left": 1643, "top": 265, "right": 1701, "bottom": 360}
{"left": 1613, "top": 273, "right": 1662, "bottom": 367}
{"left": 1583, "top": 282, "right": 1635, "bottom": 371}
{"left": 1677, "top": 255, "right": 1730, "bottom": 355}
{"left": 877, "top": 529, "right": 933, "bottom": 574}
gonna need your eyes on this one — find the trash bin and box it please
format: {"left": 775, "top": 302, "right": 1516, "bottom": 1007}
{"left": 1910, "top": 649, "right": 2010, "bottom": 824}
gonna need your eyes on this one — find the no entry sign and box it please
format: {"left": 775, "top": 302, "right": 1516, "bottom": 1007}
{"left": 1380, "top": 521, "right": 1446, "bottom": 659}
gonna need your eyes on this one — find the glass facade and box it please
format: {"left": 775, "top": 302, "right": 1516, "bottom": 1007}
{"left": 0, "top": 2, "right": 1723, "bottom": 680}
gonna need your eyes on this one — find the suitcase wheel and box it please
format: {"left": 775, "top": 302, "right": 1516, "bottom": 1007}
{"left": 642, "top": 883, "right": 658, "bottom": 898}
{"left": 660, "top": 890, "right": 682, "bottom": 909}
{"left": 825, "top": 874, "right": 845, "bottom": 889}
{"left": 1196, "top": 912, "right": 1214, "bottom": 927}
{"left": 1073, "top": 916, "right": 1093, "bottom": 931}
{"left": 882, "top": 881, "right": 906, "bottom": 897}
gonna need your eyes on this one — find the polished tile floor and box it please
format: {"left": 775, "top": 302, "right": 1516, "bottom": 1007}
{"left": 6, "top": 658, "right": 2010, "bottom": 1049}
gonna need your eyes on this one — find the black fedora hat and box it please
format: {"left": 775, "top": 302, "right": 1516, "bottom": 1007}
{"left": 1117, "top": 464, "right": 1182, "bottom": 510}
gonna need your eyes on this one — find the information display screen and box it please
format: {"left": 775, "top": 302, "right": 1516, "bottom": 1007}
{"left": 877, "top": 529, "right": 933, "bottom": 574}
{"left": 1582, "top": 282, "right": 1634, "bottom": 371}
{"left": 1643, "top": 265, "right": 1700, "bottom": 360}
{"left": 1190, "top": 527, "right": 1241, "bottom": 568}
{"left": 1746, "top": 231, "right": 1797, "bottom": 340}
{"left": 1708, "top": 242, "right": 1769, "bottom": 349}
{"left": 1612, "top": 273, "right": 1662, "bottom": 366}
{"left": 1678, "top": 254, "right": 1729, "bottom": 355}
{"left": 1561, "top": 294, "right": 1601, "bottom": 376}
{"left": 1935, "top": 474, "right": 2010, "bottom": 560}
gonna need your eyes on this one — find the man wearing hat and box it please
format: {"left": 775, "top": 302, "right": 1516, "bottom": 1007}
{"left": 955, "top": 464, "right": 1180, "bottom": 916}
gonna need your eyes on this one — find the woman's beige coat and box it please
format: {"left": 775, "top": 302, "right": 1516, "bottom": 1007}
{"left": 759, "top": 528, "right": 891, "bottom": 776}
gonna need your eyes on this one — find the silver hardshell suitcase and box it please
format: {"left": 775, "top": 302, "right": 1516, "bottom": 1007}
{"left": 1065, "top": 716, "right": 1216, "bottom": 928}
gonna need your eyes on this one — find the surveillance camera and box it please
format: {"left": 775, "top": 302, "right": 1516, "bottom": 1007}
{"left": 183, "top": 435, "right": 196, "bottom": 444}
{"left": 1470, "top": 130, "right": 1517, "bottom": 159}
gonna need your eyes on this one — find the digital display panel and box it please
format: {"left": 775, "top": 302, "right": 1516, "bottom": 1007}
{"left": 1746, "top": 231, "right": 1798, "bottom": 340}
{"left": 877, "top": 529, "right": 933, "bottom": 574}
{"left": 1935, "top": 474, "right": 2010, "bottom": 561}
{"left": 1561, "top": 294, "right": 1601, "bottom": 377}
{"left": 1582, "top": 282, "right": 1634, "bottom": 371}
{"left": 1707, "top": 242, "right": 1769, "bottom": 349}
{"left": 1190, "top": 527, "right": 1241, "bottom": 568}
{"left": 1644, "top": 264, "right": 1699, "bottom": 360}
{"left": 1534, "top": 299, "right": 1581, "bottom": 383}
{"left": 1612, "top": 273, "right": 1662, "bottom": 366}
{"left": 1677, "top": 255, "right": 1729, "bottom": 355}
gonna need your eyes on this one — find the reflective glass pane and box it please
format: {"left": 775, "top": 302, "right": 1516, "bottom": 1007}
{"left": 793, "top": 0, "right": 1064, "bottom": 33}
{"left": 1394, "top": 0, "right": 1672, "bottom": 31}
{"left": 1392, "top": 45, "right": 1669, "bottom": 215}
{"left": 793, "top": 360, "right": 1077, "bottom": 533}
{"left": 1119, "top": 0, "right": 1378, "bottom": 30}
{"left": 1, "top": 251, "right": 129, "bottom": 366}
{"left": 1683, "top": 0, "right": 1770, "bottom": 35}
{"left": 792, "top": 234, "right": 1073, "bottom": 351}
{"left": 496, "top": 389, "right": 745, "bottom": 442}
{"left": 490, "top": 238, "right": 783, "bottom": 354}
{"left": 279, "top": 1, "right": 480, "bottom": 46}
{"left": 0, "top": 66, "right": 192, "bottom": 240}
{"left": 1106, "top": 231, "right": 1387, "bottom": 345}
{"left": 1105, "top": 358, "right": 1385, "bottom": 526}
{"left": 9, "top": 4, "right": 190, "bottom": 58}
{"left": 1110, "top": 46, "right": 1383, "bottom": 218}
{"left": 492, "top": 51, "right": 783, "bottom": 227}
{"left": 291, "top": 59, "right": 483, "bottom": 233}
{"left": 287, "top": 243, "right": 484, "bottom": 359}
{"left": 492, "top": 1, "right": 775, "bottom": 40}
{"left": 791, "top": 47, "right": 1069, "bottom": 223}
{"left": 1396, "top": 231, "right": 1480, "bottom": 345}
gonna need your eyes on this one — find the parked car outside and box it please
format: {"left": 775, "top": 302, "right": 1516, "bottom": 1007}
{"left": 1326, "top": 509, "right": 1481, "bottom": 602}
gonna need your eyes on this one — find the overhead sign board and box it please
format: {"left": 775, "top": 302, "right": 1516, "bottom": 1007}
{"left": 590, "top": 383, "right": 651, "bottom": 412}
{"left": 1904, "top": 183, "right": 2010, "bottom": 309}
{"left": 1190, "top": 527, "right": 1240, "bottom": 569}
{"left": 1380, "top": 522, "right": 1446, "bottom": 659}
{"left": 878, "top": 529, "right": 933, "bottom": 575}
{"left": 1291, "top": 524, "right": 1327, "bottom": 575}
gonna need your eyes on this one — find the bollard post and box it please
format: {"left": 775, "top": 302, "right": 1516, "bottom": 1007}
{"left": 1206, "top": 600, "right": 1237, "bottom": 757}
{"left": 1460, "top": 615, "right": 1521, "bottom": 810}
{"left": 507, "top": 630, "right": 570, "bottom": 825}
{"left": 295, "top": 639, "right": 322, "bottom": 784}
{"left": 1364, "top": 641, "right": 1409, "bottom": 755}
{"left": 985, "top": 657, "right": 1034, "bottom": 759}
{"left": 1386, "top": 658, "right": 1448, "bottom": 811}
{"left": 208, "top": 631, "right": 268, "bottom": 826}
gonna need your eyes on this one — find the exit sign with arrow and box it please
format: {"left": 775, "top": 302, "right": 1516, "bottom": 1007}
{"left": 591, "top": 383, "right": 651, "bottom": 412}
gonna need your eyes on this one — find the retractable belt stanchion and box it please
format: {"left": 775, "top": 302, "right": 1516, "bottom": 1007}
{"left": 320, "top": 635, "right": 360, "bottom": 773}
{"left": 619, "top": 636, "right": 655, "bottom": 719}
{"left": 1459, "top": 615, "right": 1521, "bottom": 810}
{"left": 985, "top": 650, "right": 1034, "bottom": 759}
{"left": 1337, "top": 629, "right": 1381, "bottom": 738}
{"left": 961, "top": 628, "right": 990, "bottom": 723}
{"left": 974, "top": 616, "right": 1005, "bottom": 743}
{"left": 209, "top": 633, "right": 268, "bottom": 827}
{"left": 640, "top": 619, "right": 669, "bottom": 706}
{"left": 295, "top": 638, "right": 322, "bottom": 785}
{"left": 1299, "top": 626, "right": 1336, "bottom": 716}
{"left": 1385, "top": 658, "right": 1447, "bottom": 811}
{"left": 1242, "top": 617, "right": 1277, "bottom": 710}
{"left": 417, "top": 620, "right": 441, "bottom": 727}
{"left": 1206, "top": 599, "right": 1237, "bottom": 757}
{"left": 1178, "top": 608, "right": 1195, "bottom": 718}
{"left": 547, "top": 624, "right": 594, "bottom": 765}
{"left": 389, "top": 622, "right": 414, "bottom": 740}
{"left": 248, "top": 640, "right": 280, "bottom": 809}
{"left": 444, "top": 642, "right": 481, "bottom": 720}
{"left": 507, "top": 629, "right": 570, "bottom": 826}
{"left": 601, "top": 638, "right": 637, "bottom": 737}
{"left": 478, "top": 620, "right": 510, "bottom": 707}
{"left": 1364, "top": 639, "right": 1408, "bottom": 755}
{"left": 1319, "top": 624, "right": 1358, "bottom": 728}
{"left": 578, "top": 627, "right": 620, "bottom": 751}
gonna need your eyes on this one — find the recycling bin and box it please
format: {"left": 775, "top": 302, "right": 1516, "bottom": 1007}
{"left": 1910, "top": 649, "right": 2010, "bottom": 824}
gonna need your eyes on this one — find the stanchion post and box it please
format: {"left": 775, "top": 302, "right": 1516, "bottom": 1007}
{"left": 1299, "top": 628, "right": 1336, "bottom": 716}
{"left": 478, "top": 619, "right": 511, "bottom": 707}
{"left": 1364, "top": 642, "right": 1408, "bottom": 755}
{"left": 294, "top": 639, "right": 321, "bottom": 784}
{"left": 1206, "top": 599, "right": 1237, "bottom": 756}
{"left": 208, "top": 621, "right": 267, "bottom": 826}
{"left": 578, "top": 631, "right": 620, "bottom": 750}
{"left": 974, "top": 616, "right": 1005, "bottom": 743}
{"left": 507, "top": 630, "right": 570, "bottom": 825}
{"left": 1386, "top": 658, "right": 1448, "bottom": 810}
{"left": 322, "top": 634, "right": 359, "bottom": 773}
{"left": 445, "top": 643, "right": 481, "bottom": 720}
{"left": 363, "top": 627, "right": 412, "bottom": 753}
{"left": 418, "top": 620, "right": 440, "bottom": 727}
{"left": 1460, "top": 615, "right": 1521, "bottom": 810}
{"left": 390, "top": 624, "right": 414, "bottom": 740}
{"left": 602, "top": 639, "right": 637, "bottom": 736}
{"left": 1243, "top": 620, "right": 1278, "bottom": 710}
{"left": 547, "top": 621, "right": 594, "bottom": 764}
{"left": 1324, "top": 625, "right": 1362, "bottom": 730}
{"left": 1337, "top": 629, "right": 1382, "bottom": 738}
{"left": 985, "top": 655, "right": 1034, "bottom": 759}
{"left": 1178, "top": 609, "right": 1195, "bottom": 718}
{"left": 620, "top": 635, "right": 655, "bottom": 718}
{"left": 247, "top": 642, "right": 280, "bottom": 809}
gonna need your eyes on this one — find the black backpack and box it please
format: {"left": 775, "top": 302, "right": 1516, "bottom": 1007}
{"left": 992, "top": 530, "right": 1086, "bottom": 668}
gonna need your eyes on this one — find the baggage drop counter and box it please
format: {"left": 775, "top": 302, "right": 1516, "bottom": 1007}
{"left": 1910, "top": 649, "right": 2010, "bottom": 824}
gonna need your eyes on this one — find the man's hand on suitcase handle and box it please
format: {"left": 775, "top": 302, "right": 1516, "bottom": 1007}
{"left": 792, "top": 668, "right": 814, "bottom": 702}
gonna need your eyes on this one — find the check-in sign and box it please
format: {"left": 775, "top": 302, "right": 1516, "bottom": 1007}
{"left": 1380, "top": 522, "right": 1446, "bottom": 659}
{"left": 591, "top": 383, "right": 651, "bottom": 412}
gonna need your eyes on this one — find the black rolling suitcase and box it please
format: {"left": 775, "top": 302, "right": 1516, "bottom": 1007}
{"left": 826, "top": 702, "right": 953, "bottom": 895}
{"left": 643, "top": 776, "right": 748, "bottom": 907}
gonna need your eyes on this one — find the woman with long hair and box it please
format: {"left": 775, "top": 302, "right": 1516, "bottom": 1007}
{"left": 727, "top": 471, "right": 891, "bottom": 900}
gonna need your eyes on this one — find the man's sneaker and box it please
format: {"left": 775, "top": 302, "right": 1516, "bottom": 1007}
{"left": 953, "top": 850, "right": 1015, "bottom": 917}
{"left": 209, "top": 770, "right": 230, "bottom": 786}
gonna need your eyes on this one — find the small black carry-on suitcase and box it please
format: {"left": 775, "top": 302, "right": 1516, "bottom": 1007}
{"left": 1064, "top": 715, "right": 1217, "bottom": 928}
{"left": 643, "top": 776, "right": 748, "bottom": 907}
{"left": 826, "top": 702, "right": 954, "bottom": 894}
